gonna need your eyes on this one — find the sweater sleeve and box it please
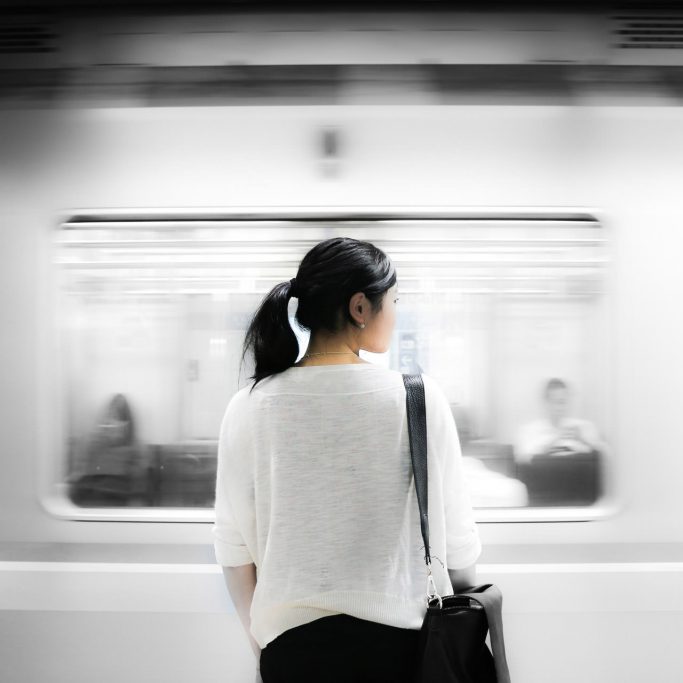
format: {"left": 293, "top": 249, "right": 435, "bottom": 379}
{"left": 423, "top": 374, "right": 482, "bottom": 570}
{"left": 212, "top": 389, "right": 255, "bottom": 567}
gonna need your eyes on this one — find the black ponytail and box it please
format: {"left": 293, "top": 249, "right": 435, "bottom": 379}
{"left": 241, "top": 236, "right": 396, "bottom": 392}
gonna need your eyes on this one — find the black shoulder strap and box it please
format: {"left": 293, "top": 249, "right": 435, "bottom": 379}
{"left": 402, "top": 373, "right": 431, "bottom": 566}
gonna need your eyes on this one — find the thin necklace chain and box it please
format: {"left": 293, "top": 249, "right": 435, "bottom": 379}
{"left": 302, "top": 351, "right": 359, "bottom": 357}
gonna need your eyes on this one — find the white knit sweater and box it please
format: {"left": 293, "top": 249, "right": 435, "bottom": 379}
{"left": 212, "top": 363, "right": 481, "bottom": 649}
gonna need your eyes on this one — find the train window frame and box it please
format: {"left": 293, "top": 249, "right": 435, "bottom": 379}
{"left": 38, "top": 207, "right": 619, "bottom": 524}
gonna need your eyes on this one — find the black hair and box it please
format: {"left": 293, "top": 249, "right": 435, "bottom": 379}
{"left": 544, "top": 378, "right": 568, "bottom": 399}
{"left": 241, "top": 236, "right": 396, "bottom": 392}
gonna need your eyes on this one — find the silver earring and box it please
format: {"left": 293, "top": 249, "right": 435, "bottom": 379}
{"left": 359, "top": 323, "right": 365, "bottom": 329}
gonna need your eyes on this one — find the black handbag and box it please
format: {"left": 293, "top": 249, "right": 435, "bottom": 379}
{"left": 402, "top": 373, "right": 512, "bottom": 683}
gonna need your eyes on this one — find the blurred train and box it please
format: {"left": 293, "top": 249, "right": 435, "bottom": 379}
{"left": 1, "top": 3, "right": 683, "bottom": 682}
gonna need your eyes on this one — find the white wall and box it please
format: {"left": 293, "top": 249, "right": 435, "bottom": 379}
{"left": 1, "top": 562, "right": 681, "bottom": 683}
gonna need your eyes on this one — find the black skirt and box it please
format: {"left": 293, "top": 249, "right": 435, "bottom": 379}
{"left": 259, "top": 613, "right": 420, "bottom": 683}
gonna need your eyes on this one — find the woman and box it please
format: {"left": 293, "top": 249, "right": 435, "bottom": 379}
{"left": 213, "top": 237, "right": 481, "bottom": 683}
{"left": 71, "top": 393, "right": 146, "bottom": 506}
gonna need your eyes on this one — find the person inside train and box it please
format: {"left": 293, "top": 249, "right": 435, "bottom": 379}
{"left": 70, "top": 393, "right": 147, "bottom": 506}
{"left": 513, "top": 377, "right": 607, "bottom": 464}
{"left": 213, "top": 237, "right": 481, "bottom": 683}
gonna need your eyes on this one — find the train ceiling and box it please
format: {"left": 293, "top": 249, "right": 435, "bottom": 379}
{"left": 3, "top": 2, "right": 683, "bottom": 104}
{"left": 0, "top": 1, "right": 621, "bottom": 10}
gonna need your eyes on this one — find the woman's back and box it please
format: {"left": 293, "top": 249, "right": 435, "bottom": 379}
{"left": 213, "top": 363, "right": 481, "bottom": 651}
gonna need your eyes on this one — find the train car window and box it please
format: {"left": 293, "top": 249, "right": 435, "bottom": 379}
{"left": 51, "top": 211, "right": 611, "bottom": 521}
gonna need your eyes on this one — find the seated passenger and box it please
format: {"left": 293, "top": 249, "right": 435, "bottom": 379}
{"left": 70, "top": 393, "right": 147, "bottom": 506}
{"left": 514, "top": 378, "right": 606, "bottom": 465}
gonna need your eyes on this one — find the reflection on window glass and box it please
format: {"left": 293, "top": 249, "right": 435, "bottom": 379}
{"left": 56, "top": 214, "right": 610, "bottom": 511}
